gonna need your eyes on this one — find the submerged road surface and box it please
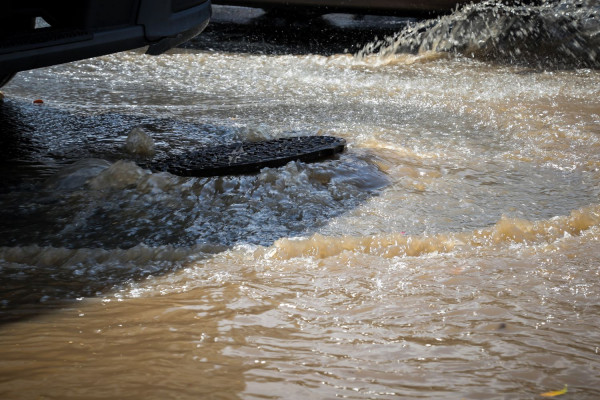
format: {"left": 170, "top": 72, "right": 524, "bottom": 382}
{"left": 1, "top": 2, "right": 599, "bottom": 398}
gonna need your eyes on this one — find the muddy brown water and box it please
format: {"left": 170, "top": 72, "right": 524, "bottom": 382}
{"left": 1, "top": 2, "right": 599, "bottom": 399}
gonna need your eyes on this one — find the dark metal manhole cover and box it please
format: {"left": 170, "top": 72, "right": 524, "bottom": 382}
{"left": 142, "top": 135, "right": 346, "bottom": 177}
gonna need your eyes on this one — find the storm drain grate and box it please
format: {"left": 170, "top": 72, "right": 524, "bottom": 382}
{"left": 142, "top": 136, "right": 346, "bottom": 177}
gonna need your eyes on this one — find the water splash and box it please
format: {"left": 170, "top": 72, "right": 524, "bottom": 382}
{"left": 124, "top": 126, "right": 156, "bottom": 157}
{"left": 358, "top": 0, "right": 600, "bottom": 69}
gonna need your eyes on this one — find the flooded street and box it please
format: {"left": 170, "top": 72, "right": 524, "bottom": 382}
{"left": 1, "top": 1, "right": 600, "bottom": 398}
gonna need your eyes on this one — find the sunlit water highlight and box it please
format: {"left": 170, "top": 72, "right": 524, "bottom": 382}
{"left": 1, "top": 1, "right": 599, "bottom": 398}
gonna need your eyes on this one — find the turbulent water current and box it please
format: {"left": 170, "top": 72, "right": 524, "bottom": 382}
{"left": 1, "top": 1, "right": 599, "bottom": 398}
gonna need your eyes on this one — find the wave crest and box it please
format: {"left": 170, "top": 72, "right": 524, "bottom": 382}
{"left": 267, "top": 204, "right": 600, "bottom": 260}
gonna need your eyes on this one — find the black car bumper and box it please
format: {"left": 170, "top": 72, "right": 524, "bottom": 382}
{"left": 0, "top": 0, "right": 211, "bottom": 76}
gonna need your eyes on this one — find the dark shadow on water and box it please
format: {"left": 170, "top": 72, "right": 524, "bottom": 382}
{"left": 183, "top": 6, "right": 413, "bottom": 56}
{"left": 0, "top": 99, "right": 389, "bottom": 324}
{"left": 0, "top": 102, "right": 49, "bottom": 188}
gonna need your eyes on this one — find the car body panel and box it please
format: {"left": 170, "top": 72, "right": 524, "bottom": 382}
{"left": 0, "top": 0, "right": 211, "bottom": 84}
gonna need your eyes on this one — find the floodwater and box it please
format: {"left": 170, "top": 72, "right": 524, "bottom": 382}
{"left": 1, "top": 1, "right": 599, "bottom": 398}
